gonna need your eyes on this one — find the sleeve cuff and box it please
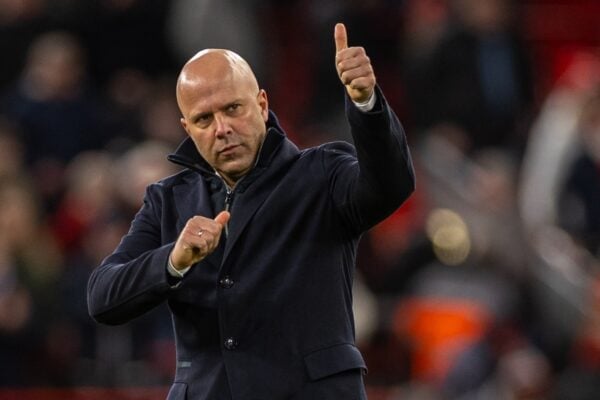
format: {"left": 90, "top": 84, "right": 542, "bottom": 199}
{"left": 353, "top": 92, "right": 377, "bottom": 112}
{"left": 167, "top": 255, "right": 191, "bottom": 278}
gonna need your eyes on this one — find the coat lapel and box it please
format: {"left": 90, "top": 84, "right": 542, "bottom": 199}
{"left": 173, "top": 176, "right": 214, "bottom": 229}
{"left": 221, "top": 138, "right": 300, "bottom": 265}
{"left": 221, "top": 170, "right": 271, "bottom": 264}
{"left": 167, "top": 112, "right": 301, "bottom": 271}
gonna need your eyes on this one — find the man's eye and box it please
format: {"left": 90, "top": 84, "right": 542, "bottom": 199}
{"left": 195, "top": 114, "right": 212, "bottom": 125}
{"left": 228, "top": 104, "right": 241, "bottom": 112}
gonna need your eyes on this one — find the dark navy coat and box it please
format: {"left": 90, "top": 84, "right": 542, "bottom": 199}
{"left": 88, "top": 88, "right": 415, "bottom": 399}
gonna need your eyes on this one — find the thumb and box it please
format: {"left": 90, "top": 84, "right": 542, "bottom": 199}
{"left": 334, "top": 23, "right": 348, "bottom": 53}
{"left": 214, "top": 211, "right": 231, "bottom": 226}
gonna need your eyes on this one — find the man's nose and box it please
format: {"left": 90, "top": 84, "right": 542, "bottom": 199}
{"left": 214, "top": 114, "right": 231, "bottom": 137}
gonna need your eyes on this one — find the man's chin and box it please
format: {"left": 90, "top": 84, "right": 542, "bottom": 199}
{"left": 217, "top": 164, "right": 251, "bottom": 185}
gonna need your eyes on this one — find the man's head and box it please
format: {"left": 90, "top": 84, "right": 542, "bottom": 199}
{"left": 176, "top": 49, "right": 269, "bottom": 187}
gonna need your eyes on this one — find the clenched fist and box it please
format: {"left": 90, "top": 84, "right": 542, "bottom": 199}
{"left": 170, "top": 211, "right": 230, "bottom": 270}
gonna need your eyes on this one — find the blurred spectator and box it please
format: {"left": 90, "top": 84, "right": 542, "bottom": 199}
{"left": 390, "top": 210, "right": 522, "bottom": 393}
{"left": 517, "top": 50, "right": 600, "bottom": 398}
{"left": 50, "top": 151, "right": 116, "bottom": 254}
{"left": 0, "top": 176, "right": 63, "bottom": 385}
{"left": 465, "top": 149, "right": 530, "bottom": 282}
{"left": 400, "top": 0, "right": 450, "bottom": 132}
{"left": 86, "top": 140, "right": 180, "bottom": 385}
{"left": 517, "top": 54, "right": 600, "bottom": 371}
{"left": 0, "top": 179, "right": 35, "bottom": 385}
{"left": 0, "top": 0, "right": 48, "bottom": 91}
{"left": 418, "top": 129, "right": 532, "bottom": 283}
{"left": 113, "top": 140, "right": 179, "bottom": 218}
{"left": 0, "top": 121, "right": 35, "bottom": 386}
{"left": 50, "top": 141, "right": 179, "bottom": 386}
{"left": 139, "top": 78, "right": 186, "bottom": 147}
{"left": 359, "top": 118, "right": 535, "bottom": 396}
{"left": 3, "top": 31, "right": 107, "bottom": 162}
{"left": 101, "top": 69, "right": 185, "bottom": 157}
{"left": 520, "top": 51, "right": 600, "bottom": 235}
{"left": 407, "top": 0, "right": 534, "bottom": 152}
{"left": 558, "top": 85, "right": 600, "bottom": 256}
{"left": 453, "top": 344, "right": 552, "bottom": 400}
{"left": 102, "top": 68, "right": 154, "bottom": 149}
{"left": 379, "top": 127, "right": 535, "bottom": 395}
{"left": 1, "top": 31, "right": 111, "bottom": 210}
{"left": 401, "top": 0, "right": 450, "bottom": 65}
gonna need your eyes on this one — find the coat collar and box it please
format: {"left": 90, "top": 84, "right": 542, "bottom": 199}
{"left": 167, "top": 110, "right": 301, "bottom": 268}
{"left": 167, "top": 110, "right": 288, "bottom": 182}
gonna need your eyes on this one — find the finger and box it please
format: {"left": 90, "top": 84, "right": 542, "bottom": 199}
{"left": 214, "top": 211, "right": 231, "bottom": 226}
{"left": 334, "top": 23, "right": 348, "bottom": 53}
{"left": 183, "top": 231, "right": 205, "bottom": 251}
{"left": 339, "top": 65, "right": 375, "bottom": 86}
{"left": 337, "top": 53, "right": 369, "bottom": 72}
{"left": 347, "top": 77, "right": 376, "bottom": 93}
{"left": 202, "top": 235, "right": 216, "bottom": 252}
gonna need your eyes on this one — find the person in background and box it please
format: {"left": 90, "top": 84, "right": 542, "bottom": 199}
{"left": 558, "top": 86, "right": 600, "bottom": 256}
{"left": 410, "top": 0, "right": 533, "bottom": 152}
{"left": 1, "top": 31, "right": 111, "bottom": 211}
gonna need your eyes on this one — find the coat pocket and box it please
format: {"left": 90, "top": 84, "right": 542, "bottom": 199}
{"left": 303, "top": 343, "right": 367, "bottom": 381}
{"left": 167, "top": 382, "right": 188, "bottom": 400}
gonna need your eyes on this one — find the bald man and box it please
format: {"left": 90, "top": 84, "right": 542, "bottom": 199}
{"left": 88, "top": 24, "right": 415, "bottom": 400}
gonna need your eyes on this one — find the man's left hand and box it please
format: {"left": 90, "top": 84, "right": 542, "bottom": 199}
{"left": 334, "top": 23, "right": 376, "bottom": 104}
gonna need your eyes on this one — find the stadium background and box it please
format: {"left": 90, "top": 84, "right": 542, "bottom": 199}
{"left": 0, "top": 0, "right": 599, "bottom": 398}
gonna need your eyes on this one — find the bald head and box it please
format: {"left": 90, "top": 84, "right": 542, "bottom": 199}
{"left": 176, "top": 49, "right": 259, "bottom": 114}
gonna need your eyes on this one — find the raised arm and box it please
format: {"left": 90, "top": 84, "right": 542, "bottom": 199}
{"left": 328, "top": 23, "right": 415, "bottom": 232}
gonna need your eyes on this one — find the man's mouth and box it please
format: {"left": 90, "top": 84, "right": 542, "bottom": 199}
{"left": 219, "top": 144, "right": 239, "bottom": 155}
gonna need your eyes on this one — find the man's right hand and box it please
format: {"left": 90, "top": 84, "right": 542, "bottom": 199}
{"left": 170, "top": 211, "right": 230, "bottom": 270}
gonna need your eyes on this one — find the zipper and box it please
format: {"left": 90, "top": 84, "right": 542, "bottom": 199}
{"left": 223, "top": 187, "right": 233, "bottom": 237}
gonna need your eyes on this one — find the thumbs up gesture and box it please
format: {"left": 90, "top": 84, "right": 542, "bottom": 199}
{"left": 170, "top": 211, "right": 231, "bottom": 270}
{"left": 334, "top": 23, "right": 376, "bottom": 104}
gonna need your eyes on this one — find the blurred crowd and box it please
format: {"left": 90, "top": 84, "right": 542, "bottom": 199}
{"left": 0, "top": 0, "right": 599, "bottom": 399}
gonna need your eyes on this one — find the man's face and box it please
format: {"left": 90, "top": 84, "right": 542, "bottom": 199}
{"left": 179, "top": 71, "right": 268, "bottom": 186}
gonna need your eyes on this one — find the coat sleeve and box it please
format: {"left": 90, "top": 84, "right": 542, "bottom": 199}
{"left": 87, "top": 184, "right": 176, "bottom": 325}
{"left": 325, "top": 85, "right": 415, "bottom": 234}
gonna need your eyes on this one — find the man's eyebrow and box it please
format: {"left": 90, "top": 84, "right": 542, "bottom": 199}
{"left": 191, "top": 111, "right": 212, "bottom": 123}
{"left": 222, "top": 99, "right": 243, "bottom": 108}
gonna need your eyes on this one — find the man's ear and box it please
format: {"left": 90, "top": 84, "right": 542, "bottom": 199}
{"left": 258, "top": 89, "right": 269, "bottom": 122}
{"left": 180, "top": 117, "right": 189, "bottom": 134}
